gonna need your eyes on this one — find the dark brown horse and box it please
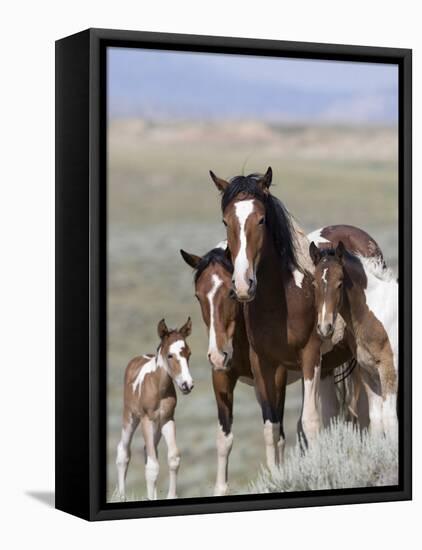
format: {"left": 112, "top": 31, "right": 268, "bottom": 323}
{"left": 210, "top": 167, "right": 321, "bottom": 470}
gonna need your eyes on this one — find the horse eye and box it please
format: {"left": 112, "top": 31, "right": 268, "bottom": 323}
{"left": 258, "top": 217, "right": 265, "bottom": 225}
{"left": 337, "top": 282, "right": 343, "bottom": 289}
{"left": 167, "top": 354, "right": 173, "bottom": 359}
{"left": 312, "top": 281, "right": 317, "bottom": 288}
{"left": 222, "top": 219, "right": 227, "bottom": 227}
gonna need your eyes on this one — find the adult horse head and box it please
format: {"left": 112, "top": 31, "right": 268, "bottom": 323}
{"left": 210, "top": 167, "right": 300, "bottom": 302}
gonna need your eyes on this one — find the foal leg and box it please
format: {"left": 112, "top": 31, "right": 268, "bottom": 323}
{"left": 378, "top": 358, "right": 398, "bottom": 437}
{"left": 212, "top": 369, "right": 236, "bottom": 496}
{"left": 116, "top": 412, "right": 139, "bottom": 500}
{"left": 360, "top": 368, "right": 384, "bottom": 435}
{"left": 141, "top": 416, "right": 160, "bottom": 500}
{"left": 300, "top": 334, "right": 322, "bottom": 445}
{"left": 161, "top": 419, "right": 180, "bottom": 499}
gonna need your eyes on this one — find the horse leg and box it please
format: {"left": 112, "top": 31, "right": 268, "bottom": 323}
{"left": 115, "top": 411, "right": 139, "bottom": 500}
{"left": 212, "top": 369, "right": 236, "bottom": 496}
{"left": 250, "top": 348, "right": 282, "bottom": 474}
{"left": 378, "top": 356, "right": 398, "bottom": 437}
{"left": 300, "top": 334, "right": 322, "bottom": 445}
{"left": 275, "top": 365, "right": 287, "bottom": 463}
{"left": 141, "top": 416, "right": 160, "bottom": 500}
{"left": 161, "top": 419, "right": 180, "bottom": 499}
{"left": 319, "top": 372, "right": 339, "bottom": 427}
{"left": 360, "top": 368, "right": 384, "bottom": 435}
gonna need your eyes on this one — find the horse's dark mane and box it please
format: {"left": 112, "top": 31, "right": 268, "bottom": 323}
{"left": 194, "top": 247, "right": 233, "bottom": 283}
{"left": 221, "top": 173, "right": 299, "bottom": 270}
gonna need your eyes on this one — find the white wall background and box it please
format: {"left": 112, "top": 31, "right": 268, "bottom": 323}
{"left": 0, "top": 1, "right": 419, "bottom": 548}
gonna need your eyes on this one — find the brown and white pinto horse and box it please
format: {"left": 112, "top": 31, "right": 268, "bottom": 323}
{"left": 310, "top": 242, "right": 398, "bottom": 436}
{"left": 210, "top": 167, "right": 321, "bottom": 470}
{"left": 181, "top": 245, "right": 301, "bottom": 494}
{"left": 116, "top": 318, "right": 193, "bottom": 500}
{"left": 307, "top": 225, "right": 385, "bottom": 427}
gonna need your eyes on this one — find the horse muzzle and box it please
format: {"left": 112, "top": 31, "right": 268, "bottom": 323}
{"left": 231, "top": 276, "right": 256, "bottom": 302}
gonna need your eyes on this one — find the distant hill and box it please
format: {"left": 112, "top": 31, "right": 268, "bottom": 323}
{"left": 108, "top": 48, "right": 398, "bottom": 124}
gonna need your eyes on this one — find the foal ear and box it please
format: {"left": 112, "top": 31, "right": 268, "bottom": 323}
{"left": 258, "top": 166, "right": 272, "bottom": 190}
{"left": 179, "top": 317, "right": 192, "bottom": 338}
{"left": 210, "top": 170, "right": 229, "bottom": 192}
{"left": 309, "top": 241, "right": 321, "bottom": 265}
{"left": 336, "top": 241, "right": 346, "bottom": 262}
{"left": 180, "top": 249, "right": 202, "bottom": 269}
{"left": 157, "top": 318, "right": 169, "bottom": 339}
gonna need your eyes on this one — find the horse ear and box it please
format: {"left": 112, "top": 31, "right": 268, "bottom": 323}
{"left": 157, "top": 318, "right": 169, "bottom": 339}
{"left": 179, "top": 317, "right": 192, "bottom": 338}
{"left": 180, "top": 249, "right": 202, "bottom": 269}
{"left": 259, "top": 166, "right": 272, "bottom": 190}
{"left": 210, "top": 170, "right": 229, "bottom": 192}
{"left": 309, "top": 241, "right": 321, "bottom": 265}
{"left": 336, "top": 241, "right": 346, "bottom": 262}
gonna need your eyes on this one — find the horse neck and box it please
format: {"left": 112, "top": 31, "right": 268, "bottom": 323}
{"left": 258, "top": 228, "right": 288, "bottom": 282}
{"left": 156, "top": 350, "right": 174, "bottom": 397}
{"left": 339, "top": 268, "right": 368, "bottom": 332}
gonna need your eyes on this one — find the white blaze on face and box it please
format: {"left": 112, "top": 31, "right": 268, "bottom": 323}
{"left": 233, "top": 199, "right": 255, "bottom": 294}
{"left": 207, "top": 274, "right": 223, "bottom": 358}
{"left": 168, "top": 340, "right": 193, "bottom": 388}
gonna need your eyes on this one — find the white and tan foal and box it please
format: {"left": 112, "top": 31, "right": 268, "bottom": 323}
{"left": 116, "top": 318, "right": 193, "bottom": 500}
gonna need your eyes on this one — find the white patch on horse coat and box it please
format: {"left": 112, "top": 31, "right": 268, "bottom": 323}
{"left": 233, "top": 199, "right": 255, "bottom": 287}
{"left": 322, "top": 268, "right": 328, "bottom": 287}
{"left": 215, "top": 240, "right": 227, "bottom": 250}
{"left": 307, "top": 228, "right": 330, "bottom": 246}
{"left": 132, "top": 356, "right": 157, "bottom": 395}
{"left": 207, "top": 274, "right": 223, "bottom": 356}
{"left": 360, "top": 256, "right": 398, "bottom": 372}
{"left": 169, "top": 340, "right": 193, "bottom": 387}
{"left": 214, "top": 424, "right": 234, "bottom": 496}
{"left": 292, "top": 269, "right": 304, "bottom": 288}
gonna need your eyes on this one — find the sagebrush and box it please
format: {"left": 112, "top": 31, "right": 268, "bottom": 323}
{"left": 250, "top": 420, "right": 398, "bottom": 493}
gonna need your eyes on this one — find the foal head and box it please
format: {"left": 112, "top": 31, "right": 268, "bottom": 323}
{"left": 210, "top": 167, "right": 298, "bottom": 302}
{"left": 157, "top": 317, "right": 194, "bottom": 394}
{"left": 310, "top": 241, "right": 346, "bottom": 340}
{"left": 180, "top": 247, "right": 237, "bottom": 371}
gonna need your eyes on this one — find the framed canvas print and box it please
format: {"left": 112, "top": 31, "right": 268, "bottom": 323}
{"left": 55, "top": 28, "right": 412, "bottom": 521}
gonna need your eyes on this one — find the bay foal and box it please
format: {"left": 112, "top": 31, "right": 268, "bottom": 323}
{"left": 116, "top": 318, "right": 193, "bottom": 500}
{"left": 310, "top": 242, "right": 398, "bottom": 435}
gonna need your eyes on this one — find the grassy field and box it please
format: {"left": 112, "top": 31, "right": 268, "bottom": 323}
{"left": 106, "top": 120, "right": 398, "bottom": 501}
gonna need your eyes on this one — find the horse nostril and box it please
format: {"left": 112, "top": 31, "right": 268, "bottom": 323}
{"left": 327, "top": 323, "right": 333, "bottom": 333}
{"left": 229, "top": 288, "right": 236, "bottom": 299}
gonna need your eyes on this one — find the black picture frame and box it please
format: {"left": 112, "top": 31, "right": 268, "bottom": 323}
{"left": 55, "top": 27, "right": 412, "bottom": 521}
